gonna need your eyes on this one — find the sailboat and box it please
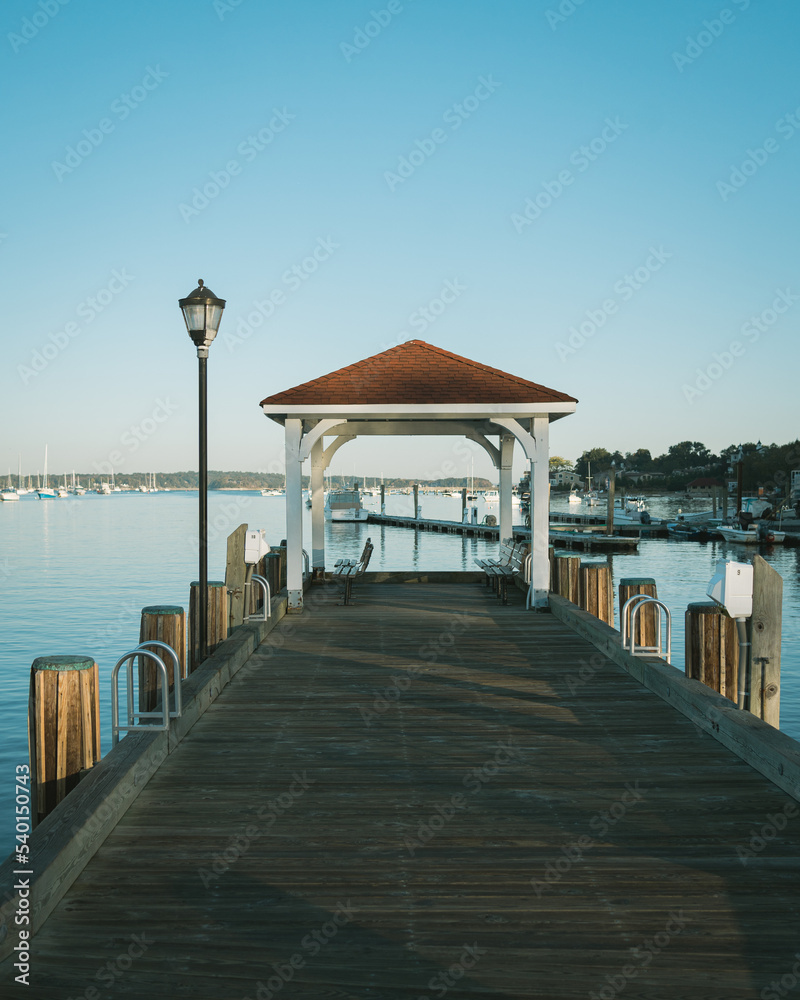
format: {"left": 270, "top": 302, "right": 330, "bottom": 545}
{"left": 466, "top": 457, "right": 477, "bottom": 501}
{"left": 15, "top": 455, "right": 29, "bottom": 495}
{"left": 37, "top": 446, "right": 57, "bottom": 499}
{"left": 1, "top": 470, "right": 19, "bottom": 501}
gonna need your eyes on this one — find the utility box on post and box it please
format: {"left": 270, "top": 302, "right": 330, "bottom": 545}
{"left": 707, "top": 560, "right": 753, "bottom": 619}
{"left": 245, "top": 529, "right": 270, "bottom": 565}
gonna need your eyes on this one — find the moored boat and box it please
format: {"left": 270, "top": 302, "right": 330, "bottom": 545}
{"left": 716, "top": 525, "right": 785, "bottom": 544}
{"left": 324, "top": 487, "right": 368, "bottom": 521}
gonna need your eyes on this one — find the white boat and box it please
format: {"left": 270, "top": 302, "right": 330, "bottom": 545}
{"left": 325, "top": 487, "right": 368, "bottom": 521}
{"left": 260, "top": 488, "right": 284, "bottom": 497}
{"left": 96, "top": 483, "right": 112, "bottom": 495}
{"left": 613, "top": 496, "right": 651, "bottom": 525}
{"left": 717, "top": 525, "right": 785, "bottom": 544}
{"left": 567, "top": 489, "right": 582, "bottom": 504}
{"left": 0, "top": 489, "right": 19, "bottom": 502}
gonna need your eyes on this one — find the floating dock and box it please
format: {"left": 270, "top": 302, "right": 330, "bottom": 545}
{"left": 3, "top": 579, "right": 800, "bottom": 995}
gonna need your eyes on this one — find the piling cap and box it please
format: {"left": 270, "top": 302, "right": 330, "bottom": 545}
{"left": 190, "top": 581, "right": 226, "bottom": 587}
{"left": 32, "top": 655, "right": 96, "bottom": 672}
{"left": 620, "top": 577, "right": 656, "bottom": 586}
{"left": 142, "top": 605, "right": 184, "bottom": 616}
{"left": 687, "top": 600, "right": 723, "bottom": 614}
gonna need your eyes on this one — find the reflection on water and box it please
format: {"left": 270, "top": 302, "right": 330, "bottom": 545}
{"left": 0, "top": 490, "right": 797, "bottom": 855}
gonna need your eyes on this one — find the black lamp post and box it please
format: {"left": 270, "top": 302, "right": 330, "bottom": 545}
{"left": 179, "top": 279, "right": 226, "bottom": 664}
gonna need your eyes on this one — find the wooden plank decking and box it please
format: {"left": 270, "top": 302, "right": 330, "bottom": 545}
{"left": 5, "top": 582, "right": 800, "bottom": 998}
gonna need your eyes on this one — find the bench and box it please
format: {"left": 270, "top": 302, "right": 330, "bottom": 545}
{"left": 475, "top": 539, "right": 530, "bottom": 604}
{"left": 332, "top": 538, "right": 374, "bottom": 605}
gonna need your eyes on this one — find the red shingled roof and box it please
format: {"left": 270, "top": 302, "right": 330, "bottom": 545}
{"left": 260, "top": 340, "right": 577, "bottom": 406}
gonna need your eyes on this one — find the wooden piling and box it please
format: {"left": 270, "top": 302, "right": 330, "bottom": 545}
{"left": 138, "top": 605, "right": 186, "bottom": 713}
{"left": 555, "top": 554, "right": 580, "bottom": 604}
{"left": 750, "top": 554, "right": 782, "bottom": 728}
{"left": 606, "top": 472, "right": 615, "bottom": 535}
{"left": 190, "top": 581, "right": 228, "bottom": 671}
{"left": 461, "top": 488, "right": 467, "bottom": 518}
{"left": 549, "top": 544, "right": 555, "bottom": 592}
{"left": 619, "top": 577, "right": 658, "bottom": 651}
{"left": 28, "top": 656, "right": 100, "bottom": 827}
{"left": 684, "top": 601, "right": 738, "bottom": 703}
{"left": 277, "top": 541, "right": 287, "bottom": 590}
{"left": 413, "top": 483, "right": 419, "bottom": 519}
{"left": 579, "top": 562, "right": 613, "bottom": 625}
{"left": 264, "top": 550, "right": 281, "bottom": 596}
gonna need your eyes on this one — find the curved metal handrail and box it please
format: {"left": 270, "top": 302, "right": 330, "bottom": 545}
{"left": 135, "top": 640, "right": 183, "bottom": 719}
{"left": 621, "top": 595, "right": 671, "bottom": 663}
{"left": 111, "top": 648, "right": 170, "bottom": 747}
{"left": 248, "top": 574, "right": 272, "bottom": 621}
{"left": 524, "top": 552, "right": 534, "bottom": 610}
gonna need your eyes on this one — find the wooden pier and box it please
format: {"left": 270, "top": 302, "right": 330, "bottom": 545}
{"left": 367, "top": 511, "right": 500, "bottom": 538}
{"left": 3, "top": 579, "right": 800, "bottom": 996}
{"left": 366, "top": 513, "right": 641, "bottom": 550}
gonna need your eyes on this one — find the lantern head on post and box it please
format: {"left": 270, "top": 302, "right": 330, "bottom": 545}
{"left": 179, "top": 279, "right": 226, "bottom": 357}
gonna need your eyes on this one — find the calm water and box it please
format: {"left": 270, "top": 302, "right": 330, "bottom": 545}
{"left": 0, "top": 490, "right": 797, "bottom": 855}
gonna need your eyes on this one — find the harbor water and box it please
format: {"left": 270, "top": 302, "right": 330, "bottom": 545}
{"left": 0, "top": 489, "right": 797, "bottom": 856}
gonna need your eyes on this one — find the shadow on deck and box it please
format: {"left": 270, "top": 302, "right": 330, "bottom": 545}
{"left": 4, "top": 580, "right": 800, "bottom": 998}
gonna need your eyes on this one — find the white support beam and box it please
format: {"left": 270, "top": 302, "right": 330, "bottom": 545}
{"left": 499, "top": 434, "right": 514, "bottom": 543}
{"left": 285, "top": 418, "right": 304, "bottom": 611}
{"left": 298, "top": 418, "right": 347, "bottom": 463}
{"left": 530, "top": 415, "right": 550, "bottom": 609}
{"left": 489, "top": 417, "right": 537, "bottom": 461}
{"left": 465, "top": 430, "right": 501, "bottom": 468}
{"left": 321, "top": 434, "right": 356, "bottom": 469}
{"left": 310, "top": 438, "right": 325, "bottom": 572}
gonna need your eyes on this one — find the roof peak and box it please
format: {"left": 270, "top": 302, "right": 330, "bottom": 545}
{"left": 260, "top": 339, "right": 577, "bottom": 408}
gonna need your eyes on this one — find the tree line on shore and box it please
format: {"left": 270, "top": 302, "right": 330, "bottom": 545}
{"left": 552, "top": 439, "right": 800, "bottom": 495}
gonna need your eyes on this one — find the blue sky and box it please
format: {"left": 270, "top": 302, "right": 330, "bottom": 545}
{"left": 2, "top": 0, "right": 798, "bottom": 484}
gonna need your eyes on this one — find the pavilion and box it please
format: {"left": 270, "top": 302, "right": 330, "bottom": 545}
{"left": 259, "top": 340, "right": 577, "bottom": 610}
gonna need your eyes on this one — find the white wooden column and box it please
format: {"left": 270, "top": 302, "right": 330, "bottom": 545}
{"left": 530, "top": 415, "right": 550, "bottom": 609}
{"left": 310, "top": 437, "right": 325, "bottom": 572}
{"left": 498, "top": 434, "right": 514, "bottom": 543}
{"left": 285, "top": 418, "right": 304, "bottom": 611}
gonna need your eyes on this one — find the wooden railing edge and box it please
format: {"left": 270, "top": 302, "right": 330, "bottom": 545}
{"left": 549, "top": 593, "right": 800, "bottom": 804}
{"left": 0, "top": 588, "right": 297, "bottom": 964}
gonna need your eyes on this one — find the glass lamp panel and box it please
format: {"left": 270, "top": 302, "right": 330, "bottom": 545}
{"left": 182, "top": 302, "right": 206, "bottom": 333}
{"left": 205, "top": 303, "right": 224, "bottom": 336}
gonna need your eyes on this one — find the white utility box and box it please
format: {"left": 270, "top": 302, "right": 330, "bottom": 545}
{"left": 706, "top": 559, "right": 753, "bottom": 618}
{"left": 244, "top": 528, "right": 270, "bottom": 565}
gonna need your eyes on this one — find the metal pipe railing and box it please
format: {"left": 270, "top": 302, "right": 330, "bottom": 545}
{"left": 110, "top": 640, "right": 182, "bottom": 746}
{"left": 247, "top": 574, "right": 272, "bottom": 621}
{"left": 621, "top": 594, "right": 672, "bottom": 663}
